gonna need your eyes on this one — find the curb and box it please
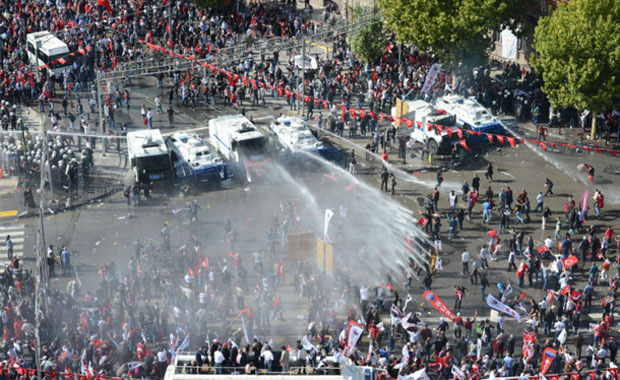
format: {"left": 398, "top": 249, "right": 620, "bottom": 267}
{"left": 17, "top": 187, "right": 121, "bottom": 219}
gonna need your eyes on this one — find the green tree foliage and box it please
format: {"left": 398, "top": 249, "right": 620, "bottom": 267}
{"left": 531, "top": 0, "right": 620, "bottom": 112}
{"left": 193, "top": 0, "right": 230, "bottom": 10}
{"left": 377, "top": 0, "right": 526, "bottom": 66}
{"left": 351, "top": 17, "right": 387, "bottom": 65}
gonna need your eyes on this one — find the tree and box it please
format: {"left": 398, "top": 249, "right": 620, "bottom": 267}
{"left": 531, "top": 0, "right": 620, "bottom": 139}
{"left": 377, "top": 0, "right": 526, "bottom": 66}
{"left": 193, "top": 0, "right": 230, "bottom": 10}
{"left": 351, "top": 17, "right": 388, "bottom": 65}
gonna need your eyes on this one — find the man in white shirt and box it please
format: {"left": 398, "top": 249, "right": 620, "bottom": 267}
{"left": 213, "top": 348, "right": 225, "bottom": 374}
{"left": 260, "top": 347, "right": 274, "bottom": 372}
{"left": 534, "top": 192, "right": 544, "bottom": 212}
{"left": 480, "top": 245, "right": 489, "bottom": 269}
{"left": 449, "top": 191, "right": 457, "bottom": 213}
{"left": 461, "top": 251, "right": 470, "bottom": 274}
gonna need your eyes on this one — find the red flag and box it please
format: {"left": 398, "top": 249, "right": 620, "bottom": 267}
{"left": 250, "top": 79, "right": 258, "bottom": 90}
{"left": 166, "top": 23, "right": 170, "bottom": 33}
{"left": 506, "top": 136, "right": 516, "bottom": 147}
{"left": 446, "top": 127, "right": 452, "bottom": 138}
{"left": 235, "top": 307, "right": 251, "bottom": 319}
{"left": 97, "top": 0, "right": 112, "bottom": 13}
{"left": 143, "top": 117, "right": 148, "bottom": 126}
{"left": 242, "top": 76, "right": 249, "bottom": 87}
{"left": 456, "top": 129, "right": 463, "bottom": 139}
{"left": 359, "top": 109, "right": 365, "bottom": 120}
{"left": 277, "top": 259, "right": 284, "bottom": 280}
{"left": 251, "top": 15, "right": 258, "bottom": 26}
{"left": 562, "top": 256, "right": 578, "bottom": 268}
{"left": 519, "top": 292, "right": 527, "bottom": 299}
{"left": 457, "top": 140, "right": 471, "bottom": 151}
{"left": 322, "top": 100, "right": 329, "bottom": 110}
{"left": 423, "top": 290, "right": 456, "bottom": 321}
{"left": 341, "top": 107, "right": 346, "bottom": 122}
{"left": 146, "top": 32, "right": 152, "bottom": 42}
{"left": 537, "top": 141, "right": 547, "bottom": 151}
{"left": 369, "top": 111, "right": 377, "bottom": 121}
{"left": 570, "top": 290, "right": 582, "bottom": 302}
{"left": 167, "top": 39, "right": 173, "bottom": 48}
{"left": 560, "top": 284, "right": 571, "bottom": 296}
{"left": 304, "top": 95, "right": 310, "bottom": 104}
{"left": 112, "top": 57, "right": 116, "bottom": 69}
{"left": 541, "top": 347, "right": 557, "bottom": 374}
{"left": 350, "top": 108, "right": 356, "bottom": 118}
{"left": 417, "top": 218, "right": 428, "bottom": 227}
{"left": 405, "top": 119, "right": 413, "bottom": 129}
{"left": 496, "top": 135, "right": 504, "bottom": 144}
{"left": 485, "top": 133, "right": 494, "bottom": 143}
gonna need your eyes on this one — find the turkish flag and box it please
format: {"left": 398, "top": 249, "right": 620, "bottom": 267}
{"left": 405, "top": 119, "right": 413, "bottom": 128}
{"left": 322, "top": 100, "right": 329, "bottom": 110}
{"left": 506, "top": 136, "right": 516, "bottom": 147}
{"left": 446, "top": 127, "right": 452, "bottom": 137}
{"left": 304, "top": 95, "right": 310, "bottom": 104}
{"left": 284, "top": 89, "right": 291, "bottom": 98}
{"left": 350, "top": 108, "right": 356, "bottom": 118}
{"left": 436, "top": 125, "right": 442, "bottom": 135}
{"left": 242, "top": 77, "right": 249, "bottom": 87}
{"left": 416, "top": 121, "right": 423, "bottom": 129}
{"left": 166, "top": 23, "right": 170, "bottom": 33}
{"left": 496, "top": 135, "right": 504, "bottom": 144}
{"left": 486, "top": 133, "right": 494, "bottom": 143}
{"left": 562, "top": 256, "right": 578, "bottom": 268}
{"left": 359, "top": 109, "right": 365, "bottom": 120}
{"left": 538, "top": 141, "right": 547, "bottom": 151}
{"left": 456, "top": 129, "right": 463, "bottom": 139}
{"left": 167, "top": 39, "right": 173, "bottom": 47}
{"left": 97, "top": 0, "right": 112, "bottom": 13}
{"left": 457, "top": 140, "right": 471, "bottom": 151}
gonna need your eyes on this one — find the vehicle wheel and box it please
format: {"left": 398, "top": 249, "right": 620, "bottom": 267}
{"left": 428, "top": 140, "right": 439, "bottom": 155}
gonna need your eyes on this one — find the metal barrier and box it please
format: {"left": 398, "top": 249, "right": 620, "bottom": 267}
{"left": 173, "top": 366, "right": 340, "bottom": 376}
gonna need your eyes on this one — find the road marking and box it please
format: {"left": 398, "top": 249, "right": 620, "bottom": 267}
{"left": 0, "top": 210, "right": 17, "bottom": 218}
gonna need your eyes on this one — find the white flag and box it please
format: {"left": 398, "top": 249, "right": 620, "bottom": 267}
{"left": 501, "top": 283, "right": 513, "bottom": 302}
{"left": 476, "top": 338, "right": 482, "bottom": 360}
{"left": 324, "top": 209, "right": 334, "bottom": 242}
{"left": 241, "top": 316, "right": 250, "bottom": 343}
{"left": 411, "top": 368, "right": 430, "bottom": 380}
{"left": 486, "top": 294, "right": 522, "bottom": 322}
{"left": 422, "top": 63, "right": 441, "bottom": 93}
{"left": 345, "top": 321, "right": 363, "bottom": 356}
{"left": 558, "top": 329, "right": 567, "bottom": 345}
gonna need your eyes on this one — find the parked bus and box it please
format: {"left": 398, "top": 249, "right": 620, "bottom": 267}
{"left": 127, "top": 129, "right": 174, "bottom": 184}
{"left": 26, "top": 31, "right": 74, "bottom": 75}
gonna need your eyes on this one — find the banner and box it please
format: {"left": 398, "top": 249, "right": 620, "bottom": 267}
{"left": 345, "top": 320, "right": 363, "bottom": 356}
{"left": 422, "top": 63, "right": 441, "bottom": 93}
{"left": 501, "top": 29, "right": 518, "bottom": 60}
{"left": 558, "top": 329, "right": 567, "bottom": 345}
{"left": 423, "top": 290, "right": 456, "bottom": 321}
{"left": 541, "top": 347, "right": 557, "bottom": 374}
{"left": 452, "top": 366, "right": 465, "bottom": 380}
{"left": 562, "top": 256, "right": 578, "bottom": 268}
{"left": 523, "top": 331, "right": 537, "bottom": 359}
{"left": 486, "top": 294, "right": 522, "bottom": 322}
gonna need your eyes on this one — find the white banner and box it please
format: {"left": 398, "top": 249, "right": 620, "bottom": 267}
{"left": 452, "top": 366, "right": 465, "bottom": 380}
{"left": 422, "top": 63, "right": 441, "bottom": 93}
{"left": 501, "top": 29, "right": 518, "bottom": 61}
{"left": 486, "top": 294, "right": 522, "bottom": 322}
{"left": 294, "top": 55, "right": 318, "bottom": 70}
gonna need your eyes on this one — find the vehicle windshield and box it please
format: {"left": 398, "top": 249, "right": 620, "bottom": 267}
{"left": 136, "top": 154, "right": 170, "bottom": 172}
{"left": 47, "top": 52, "right": 74, "bottom": 69}
{"left": 238, "top": 137, "right": 266, "bottom": 157}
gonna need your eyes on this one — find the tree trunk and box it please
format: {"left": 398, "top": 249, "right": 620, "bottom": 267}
{"left": 590, "top": 113, "right": 597, "bottom": 140}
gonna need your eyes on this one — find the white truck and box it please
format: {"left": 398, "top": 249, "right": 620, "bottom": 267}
{"left": 208, "top": 114, "right": 268, "bottom": 182}
{"left": 392, "top": 100, "right": 456, "bottom": 154}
